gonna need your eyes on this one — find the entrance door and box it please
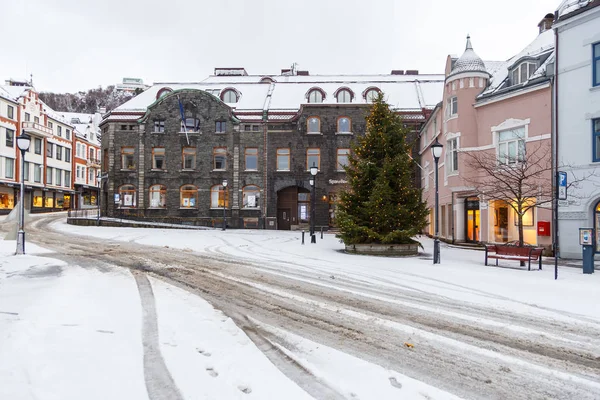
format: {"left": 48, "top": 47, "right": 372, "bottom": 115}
{"left": 466, "top": 209, "right": 480, "bottom": 242}
{"left": 465, "top": 197, "right": 480, "bottom": 242}
{"left": 277, "top": 208, "right": 291, "bottom": 230}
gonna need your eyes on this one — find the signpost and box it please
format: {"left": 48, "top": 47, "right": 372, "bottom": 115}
{"left": 558, "top": 171, "right": 567, "bottom": 201}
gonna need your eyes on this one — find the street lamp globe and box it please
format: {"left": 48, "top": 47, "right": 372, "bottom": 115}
{"left": 431, "top": 138, "right": 443, "bottom": 161}
{"left": 17, "top": 134, "right": 31, "bottom": 152}
{"left": 310, "top": 164, "right": 318, "bottom": 176}
{"left": 222, "top": 179, "right": 228, "bottom": 188}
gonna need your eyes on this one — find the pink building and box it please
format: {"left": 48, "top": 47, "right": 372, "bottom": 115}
{"left": 420, "top": 15, "right": 555, "bottom": 250}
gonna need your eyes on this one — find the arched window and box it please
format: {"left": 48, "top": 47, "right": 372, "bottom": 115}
{"left": 221, "top": 89, "right": 238, "bottom": 103}
{"left": 211, "top": 184, "right": 229, "bottom": 208}
{"left": 118, "top": 184, "right": 137, "bottom": 208}
{"left": 182, "top": 117, "right": 200, "bottom": 132}
{"left": 307, "top": 89, "right": 324, "bottom": 104}
{"left": 260, "top": 77, "right": 275, "bottom": 84}
{"left": 365, "top": 88, "right": 380, "bottom": 102}
{"left": 242, "top": 185, "right": 260, "bottom": 208}
{"left": 337, "top": 117, "right": 351, "bottom": 133}
{"left": 156, "top": 88, "right": 172, "bottom": 100}
{"left": 307, "top": 117, "right": 320, "bottom": 134}
{"left": 336, "top": 89, "right": 352, "bottom": 103}
{"left": 180, "top": 185, "right": 198, "bottom": 208}
{"left": 149, "top": 185, "right": 167, "bottom": 208}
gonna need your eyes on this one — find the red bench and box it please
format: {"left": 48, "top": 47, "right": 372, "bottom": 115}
{"left": 484, "top": 244, "right": 544, "bottom": 271}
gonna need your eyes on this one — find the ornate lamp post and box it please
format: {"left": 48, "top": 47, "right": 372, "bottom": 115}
{"left": 222, "top": 179, "right": 228, "bottom": 231}
{"left": 16, "top": 134, "right": 31, "bottom": 255}
{"left": 431, "top": 138, "right": 443, "bottom": 264}
{"left": 310, "top": 163, "right": 318, "bottom": 244}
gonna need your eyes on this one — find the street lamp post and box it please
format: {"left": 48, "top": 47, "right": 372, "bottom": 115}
{"left": 431, "top": 138, "right": 443, "bottom": 264}
{"left": 222, "top": 179, "right": 228, "bottom": 231}
{"left": 97, "top": 172, "right": 101, "bottom": 226}
{"left": 310, "top": 163, "right": 318, "bottom": 244}
{"left": 16, "top": 134, "right": 31, "bottom": 255}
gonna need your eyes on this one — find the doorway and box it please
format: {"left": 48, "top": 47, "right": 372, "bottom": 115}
{"left": 465, "top": 197, "right": 480, "bottom": 242}
{"left": 277, "top": 208, "right": 291, "bottom": 230}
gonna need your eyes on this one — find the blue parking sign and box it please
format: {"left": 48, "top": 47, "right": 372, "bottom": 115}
{"left": 558, "top": 171, "right": 567, "bottom": 200}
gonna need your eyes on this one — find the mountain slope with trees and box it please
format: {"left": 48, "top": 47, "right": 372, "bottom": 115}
{"left": 39, "top": 86, "right": 140, "bottom": 114}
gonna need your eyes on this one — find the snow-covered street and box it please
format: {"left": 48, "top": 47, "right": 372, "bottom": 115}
{"left": 1, "top": 214, "right": 600, "bottom": 399}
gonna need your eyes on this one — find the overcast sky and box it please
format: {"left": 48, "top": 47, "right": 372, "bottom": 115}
{"left": 0, "top": 0, "right": 558, "bottom": 93}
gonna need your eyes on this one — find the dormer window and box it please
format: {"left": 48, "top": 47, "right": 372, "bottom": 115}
{"left": 336, "top": 89, "right": 353, "bottom": 103}
{"left": 364, "top": 88, "right": 380, "bottom": 102}
{"left": 307, "top": 89, "right": 324, "bottom": 103}
{"left": 511, "top": 62, "right": 537, "bottom": 85}
{"left": 156, "top": 88, "right": 172, "bottom": 99}
{"left": 221, "top": 89, "right": 239, "bottom": 103}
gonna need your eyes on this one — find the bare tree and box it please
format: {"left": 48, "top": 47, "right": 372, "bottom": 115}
{"left": 463, "top": 141, "right": 590, "bottom": 248}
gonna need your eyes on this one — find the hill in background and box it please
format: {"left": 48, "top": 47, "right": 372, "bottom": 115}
{"left": 39, "top": 86, "right": 140, "bottom": 114}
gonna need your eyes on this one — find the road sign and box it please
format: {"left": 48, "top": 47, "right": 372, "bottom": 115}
{"left": 558, "top": 171, "right": 567, "bottom": 200}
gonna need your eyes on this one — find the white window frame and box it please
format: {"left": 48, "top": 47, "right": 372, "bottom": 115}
{"left": 446, "top": 137, "right": 459, "bottom": 174}
{"left": 497, "top": 127, "right": 526, "bottom": 165}
{"left": 511, "top": 62, "right": 537, "bottom": 85}
{"left": 446, "top": 96, "right": 457, "bottom": 119}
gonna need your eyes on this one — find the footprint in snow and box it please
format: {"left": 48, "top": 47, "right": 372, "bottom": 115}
{"left": 238, "top": 386, "right": 252, "bottom": 394}
{"left": 196, "top": 348, "right": 211, "bottom": 357}
{"left": 389, "top": 377, "right": 403, "bottom": 389}
{"left": 206, "top": 367, "right": 218, "bottom": 377}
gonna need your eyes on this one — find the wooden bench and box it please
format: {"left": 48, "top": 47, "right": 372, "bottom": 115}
{"left": 484, "top": 244, "right": 544, "bottom": 271}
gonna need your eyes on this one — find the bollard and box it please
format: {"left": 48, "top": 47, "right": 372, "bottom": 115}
{"left": 320, "top": 226, "right": 324, "bottom": 239}
{"left": 301, "top": 231, "right": 305, "bottom": 245}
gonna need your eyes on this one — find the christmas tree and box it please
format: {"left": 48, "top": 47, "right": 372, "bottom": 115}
{"left": 336, "top": 93, "right": 428, "bottom": 245}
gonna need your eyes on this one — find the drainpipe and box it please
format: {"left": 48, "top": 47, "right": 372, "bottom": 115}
{"left": 451, "top": 191, "right": 455, "bottom": 244}
{"left": 553, "top": 17, "right": 560, "bottom": 278}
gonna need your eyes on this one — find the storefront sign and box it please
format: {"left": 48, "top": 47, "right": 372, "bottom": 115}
{"left": 328, "top": 179, "right": 348, "bottom": 185}
{"left": 114, "top": 193, "right": 120, "bottom": 203}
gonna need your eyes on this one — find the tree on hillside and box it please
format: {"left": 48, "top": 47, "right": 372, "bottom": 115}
{"left": 336, "top": 93, "right": 429, "bottom": 245}
{"left": 463, "top": 141, "right": 593, "bottom": 248}
{"left": 39, "top": 85, "right": 136, "bottom": 114}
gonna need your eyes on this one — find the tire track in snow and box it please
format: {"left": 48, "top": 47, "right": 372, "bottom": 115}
{"left": 133, "top": 272, "right": 184, "bottom": 400}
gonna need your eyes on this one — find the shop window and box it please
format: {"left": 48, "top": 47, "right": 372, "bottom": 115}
{"left": 514, "top": 207, "right": 534, "bottom": 226}
{"left": 0, "top": 191, "right": 14, "bottom": 209}
{"left": 180, "top": 185, "right": 198, "bottom": 208}
{"left": 33, "top": 191, "right": 43, "bottom": 208}
{"left": 242, "top": 185, "right": 260, "bottom": 208}
{"left": 149, "top": 184, "right": 167, "bottom": 208}
{"left": 118, "top": 184, "right": 137, "bottom": 208}
{"left": 210, "top": 185, "right": 229, "bottom": 208}
{"left": 45, "top": 196, "right": 54, "bottom": 208}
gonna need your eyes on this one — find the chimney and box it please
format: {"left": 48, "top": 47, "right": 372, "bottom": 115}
{"left": 391, "top": 70, "right": 405, "bottom": 75}
{"left": 297, "top": 70, "right": 309, "bottom": 76}
{"left": 538, "top": 13, "right": 554, "bottom": 33}
{"left": 405, "top": 70, "right": 419, "bottom": 75}
{"left": 281, "top": 68, "right": 292, "bottom": 75}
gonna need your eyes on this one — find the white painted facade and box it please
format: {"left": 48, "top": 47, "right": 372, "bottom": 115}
{"left": 554, "top": 3, "right": 600, "bottom": 259}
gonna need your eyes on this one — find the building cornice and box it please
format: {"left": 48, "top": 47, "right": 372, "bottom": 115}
{"left": 553, "top": 2, "right": 600, "bottom": 30}
{"left": 474, "top": 82, "right": 550, "bottom": 108}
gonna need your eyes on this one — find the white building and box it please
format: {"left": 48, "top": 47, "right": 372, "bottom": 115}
{"left": 554, "top": 0, "right": 600, "bottom": 258}
{"left": 115, "top": 77, "right": 149, "bottom": 93}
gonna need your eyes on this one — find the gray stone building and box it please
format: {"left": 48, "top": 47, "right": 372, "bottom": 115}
{"left": 100, "top": 68, "right": 443, "bottom": 229}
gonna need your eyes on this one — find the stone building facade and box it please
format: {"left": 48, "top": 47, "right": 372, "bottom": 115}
{"left": 100, "top": 68, "right": 444, "bottom": 229}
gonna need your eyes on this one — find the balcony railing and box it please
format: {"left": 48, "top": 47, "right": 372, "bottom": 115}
{"left": 87, "top": 157, "right": 101, "bottom": 166}
{"left": 21, "top": 122, "right": 53, "bottom": 137}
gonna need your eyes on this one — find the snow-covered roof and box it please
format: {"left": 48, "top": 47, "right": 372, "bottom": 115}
{"left": 448, "top": 36, "right": 489, "bottom": 78}
{"left": 478, "top": 29, "right": 555, "bottom": 98}
{"left": 0, "top": 85, "right": 31, "bottom": 102}
{"left": 111, "top": 73, "right": 444, "bottom": 123}
{"left": 556, "top": 0, "right": 598, "bottom": 18}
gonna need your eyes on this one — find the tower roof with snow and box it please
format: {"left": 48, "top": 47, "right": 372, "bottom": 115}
{"left": 448, "top": 35, "right": 489, "bottom": 79}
